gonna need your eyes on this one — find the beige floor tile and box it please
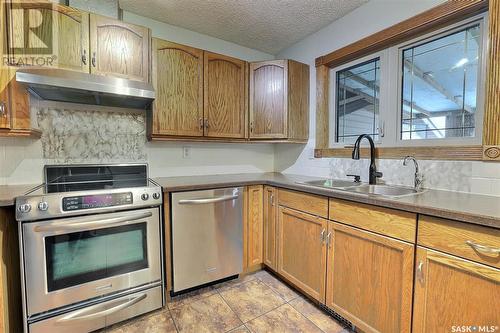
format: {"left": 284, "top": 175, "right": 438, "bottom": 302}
{"left": 254, "top": 270, "right": 300, "bottom": 302}
{"left": 219, "top": 280, "right": 286, "bottom": 322}
{"left": 170, "top": 293, "right": 242, "bottom": 333}
{"left": 289, "top": 297, "right": 345, "bottom": 333}
{"left": 104, "top": 308, "right": 177, "bottom": 333}
{"left": 168, "top": 285, "right": 217, "bottom": 310}
{"left": 245, "top": 303, "right": 322, "bottom": 333}
{"left": 228, "top": 325, "right": 251, "bottom": 332}
{"left": 213, "top": 274, "right": 257, "bottom": 292}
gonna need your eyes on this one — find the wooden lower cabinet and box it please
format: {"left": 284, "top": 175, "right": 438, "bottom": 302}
{"left": 245, "top": 185, "right": 263, "bottom": 269}
{"left": 263, "top": 186, "right": 277, "bottom": 270}
{"left": 325, "top": 222, "right": 414, "bottom": 333}
{"left": 277, "top": 206, "right": 327, "bottom": 302}
{"left": 412, "top": 246, "right": 500, "bottom": 332}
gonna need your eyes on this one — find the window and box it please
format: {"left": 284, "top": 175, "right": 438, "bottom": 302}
{"left": 401, "top": 24, "right": 481, "bottom": 140}
{"left": 336, "top": 58, "right": 380, "bottom": 144}
{"left": 330, "top": 14, "right": 486, "bottom": 147}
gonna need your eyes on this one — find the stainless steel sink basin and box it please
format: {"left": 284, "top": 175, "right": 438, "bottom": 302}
{"left": 297, "top": 179, "right": 362, "bottom": 189}
{"left": 344, "top": 184, "right": 424, "bottom": 197}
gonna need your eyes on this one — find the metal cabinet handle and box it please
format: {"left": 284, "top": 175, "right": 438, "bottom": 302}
{"left": 326, "top": 231, "right": 332, "bottom": 247}
{"left": 0, "top": 101, "right": 6, "bottom": 117}
{"left": 320, "top": 229, "right": 325, "bottom": 243}
{"left": 204, "top": 119, "right": 209, "bottom": 129}
{"left": 57, "top": 293, "right": 147, "bottom": 323}
{"left": 82, "top": 50, "right": 87, "bottom": 65}
{"left": 91, "top": 52, "right": 96, "bottom": 67}
{"left": 416, "top": 261, "right": 424, "bottom": 284}
{"left": 199, "top": 117, "right": 203, "bottom": 131}
{"left": 466, "top": 240, "right": 500, "bottom": 255}
{"left": 270, "top": 193, "right": 274, "bottom": 206}
{"left": 34, "top": 211, "right": 153, "bottom": 232}
{"left": 250, "top": 122, "right": 254, "bottom": 133}
{"left": 178, "top": 194, "right": 239, "bottom": 205}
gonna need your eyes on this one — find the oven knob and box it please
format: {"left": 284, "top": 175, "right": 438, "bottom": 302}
{"left": 141, "top": 193, "right": 149, "bottom": 201}
{"left": 152, "top": 192, "right": 160, "bottom": 200}
{"left": 18, "top": 204, "right": 31, "bottom": 213}
{"left": 38, "top": 201, "right": 49, "bottom": 211}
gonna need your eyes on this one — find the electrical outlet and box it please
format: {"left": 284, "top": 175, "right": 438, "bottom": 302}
{"left": 182, "top": 146, "right": 191, "bottom": 159}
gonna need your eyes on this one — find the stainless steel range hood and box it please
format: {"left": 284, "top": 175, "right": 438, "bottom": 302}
{"left": 16, "top": 68, "right": 155, "bottom": 109}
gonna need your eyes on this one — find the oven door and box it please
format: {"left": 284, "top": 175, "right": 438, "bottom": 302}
{"left": 22, "top": 207, "right": 161, "bottom": 317}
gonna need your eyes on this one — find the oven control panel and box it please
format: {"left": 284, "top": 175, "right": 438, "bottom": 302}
{"left": 62, "top": 192, "right": 133, "bottom": 211}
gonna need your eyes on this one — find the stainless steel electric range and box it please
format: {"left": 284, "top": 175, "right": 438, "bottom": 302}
{"left": 15, "top": 164, "right": 164, "bottom": 333}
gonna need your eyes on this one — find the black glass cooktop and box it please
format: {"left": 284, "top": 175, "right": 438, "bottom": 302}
{"left": 44, "top": 164, "right": 148, "bottom": 193}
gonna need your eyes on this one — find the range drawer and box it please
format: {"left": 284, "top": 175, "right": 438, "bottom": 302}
{"left": 418, "top": 215, "right": 500, "bottom": 268}
{"left": 329, "top": 199, "right": 416, "bottom": 243}
{"left": 278, "top": 188, "right": 328, "bottom": 218}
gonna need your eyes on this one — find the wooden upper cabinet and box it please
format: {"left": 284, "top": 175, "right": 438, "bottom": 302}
{"left": 277, "top": 206, "right": 327, "bottom": 302}
{"left": 89, "top": 14, "right": 150, "bottom": 82}
{"left": 249, "top": 60, "right": 287, "bottom": 139}
{"left": 246, "top": 185, "right": 264, "bottom": 268}
{"left": 249, "top": 59, "right": 309, "bottom": 141}
{"left": 263, "top": 186, "right": 277, "bottom": 271}
{"left": 204, "top": 51, "right": 247, "bottom": 138}
{"left": 7, "top": 2, "right": 89, "bottom": 72}
{"left": 326, "top": 222, "right": 414, "bottom": 333}
{"left": 413, "top": 247, "right": 500, "bottom": 333}
{"left": 151, "top": 39, "right": 203, "bottom": 137}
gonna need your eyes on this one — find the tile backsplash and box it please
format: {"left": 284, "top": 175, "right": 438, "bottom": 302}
{"left": 37, "top": 106, "right": 147, "bottom": 162}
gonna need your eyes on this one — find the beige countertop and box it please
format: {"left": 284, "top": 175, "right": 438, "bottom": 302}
{"left": 154, "top": 172, "right": 500, "bottom": 229}
{"left": 0, "top": 184, "right": 37, "bottom": 207}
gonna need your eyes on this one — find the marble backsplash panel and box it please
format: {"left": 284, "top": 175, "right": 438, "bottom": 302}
{"left": 37, "top": 106, "right": 147, "bottom": 162}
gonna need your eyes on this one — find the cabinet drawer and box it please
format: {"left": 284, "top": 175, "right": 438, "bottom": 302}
{"left": 277, "top": 189, "right": 328, "bottom": 218}
{"left": 418, "top": 216, "right": 500, "bottom": 269}
{"left": 329, "top": 199, "right": 416, "bottom": 243}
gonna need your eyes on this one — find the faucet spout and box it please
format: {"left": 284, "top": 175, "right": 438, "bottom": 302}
{"left": 403, "top": 156, "right": 423, "bottom": 191}
{"left": 351, "top": 134, "right": 382, "bottom": 185}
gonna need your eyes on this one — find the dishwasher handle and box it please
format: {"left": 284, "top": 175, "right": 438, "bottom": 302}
{"left": 178, "top": 194, "right": 239, "bottom": 205}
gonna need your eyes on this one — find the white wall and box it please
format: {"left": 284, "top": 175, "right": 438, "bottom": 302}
{"left": 0, "top": 10, "right": 275, "bottom": 185}
{"left": 275, "top": 0, "right": 500, "bottom": 196}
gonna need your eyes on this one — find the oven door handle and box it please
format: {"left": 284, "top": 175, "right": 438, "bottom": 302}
{"left": 33, "top": 211, "right": 153, "bottom": 232}
{"left": 56, "top": 293, "right": 147, "bottom": 323}
{"left": 178, "top": 194, "right": 239, "bottom": 205}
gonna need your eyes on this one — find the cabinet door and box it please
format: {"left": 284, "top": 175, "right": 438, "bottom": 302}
{"left": 249, "top": 60, "right": 288, "bottom": 139}
{"left": 90, "top": 14, "right": 149, "bottom": 82}
{"left": 0, "top": 0, "right": 10, "bottom": 129}
{"left": 326, "top": 222, "right": 414, "bottom": 333}
{"left": 263, "top": 186, "right": 277, "bottom": 270}
{"left": 7, "top": 2, "right": 89, "bottom": 72}
{"left": 277, "top": 206, "right": 327, "bottom": 302}
{"left": 413, "top": 247, "right": 500, "bottom": 333}
{"left": 246, "top": 185, "right": 263, "bottom": 268}
{"left": 151, "top": 39, "right": 203, "bottom": 137}
{"left": 204, "top": 52, "right": 247, "bottom": 138}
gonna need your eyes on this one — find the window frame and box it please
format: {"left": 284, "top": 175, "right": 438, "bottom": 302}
{"left": 328, "top": 13, "right": 488, "bottom": 149}
{"left": 329, "top": 50, "right": 390, "bottom": 147}
{"left": 394, "top": 13, "right": 488, "bottom": 147}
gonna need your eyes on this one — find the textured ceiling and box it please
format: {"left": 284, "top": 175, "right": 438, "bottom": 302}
{"left": 119, "top": 0, "right": 368, "bottom": 55}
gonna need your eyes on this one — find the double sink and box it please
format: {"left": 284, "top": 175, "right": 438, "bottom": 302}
{"left": 298, "top": 179, "right": 424, "bottom": 198}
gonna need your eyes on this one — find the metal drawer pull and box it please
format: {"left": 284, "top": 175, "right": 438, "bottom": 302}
{"left": 34, "top": 211, "right": 153, "bottom": 232}
{"left": 320, "top": 229, "right": 325, "bottom": 242}
{"left": 466, "top": 240, "right": 500, "bottom": 254}
{"left": 178, "top": 195, "right": 239, "bottom": 205}
{"left": 57, "top": 293, "right": 147, "bottom": 323}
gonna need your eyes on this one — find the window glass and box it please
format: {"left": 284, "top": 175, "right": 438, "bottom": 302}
{"left": 401, "top": 24, "right": 480, "bottom": 140}
{"left": 336, "top": 58, "right": 380, "bottom": 144}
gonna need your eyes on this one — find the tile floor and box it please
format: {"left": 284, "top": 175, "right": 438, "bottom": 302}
{"left": 101, "top": 270, "right": 354, "bottom": 333}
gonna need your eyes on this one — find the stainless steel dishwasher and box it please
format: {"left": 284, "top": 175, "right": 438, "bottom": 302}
{"left": 171, "top": 187, "right": 243, "bottom": 293}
